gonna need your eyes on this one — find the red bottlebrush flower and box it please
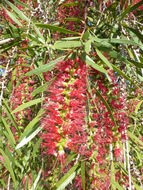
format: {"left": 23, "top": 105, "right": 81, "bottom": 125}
{"left": 41, "top": 58, "right": 88, "bottom": 159}
{"left": 57, "top": 0, "right": 84, "bottom": 34}
{"left": 74, "top": 176, "right": 83, "bottom": 190}
{"left": 1, "top": 9, "right": 15, "bottom": 25}
{"left": 22, "top": 173, "right": 32, "bottom": 190}
{"left": 10, "top": 56, "right": 35, "bottom": 140}
{"left": 133, "top": 0, "right": 143, "bottom": 11}
{"left": 114, "top": 146, "right": 121, "bottom": 158}
{"left": 21, "top": 39, "right": 28, "bottom": 48}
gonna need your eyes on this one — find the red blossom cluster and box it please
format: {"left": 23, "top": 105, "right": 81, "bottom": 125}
{"left": 0, "top": 0, "right": 142, "bottom": 189}
{"left": 11, "top": 56, "right": 34, "bottom": 139}
{"left": 58, "top": 0, "right": 84, "bottom": 32}
{"left": 85, "top": 67, "right": 130, "bottom": 189}
{"left": 41, "top": 55, "right": 131, "bottom": 188}
{"left": 1, "top": 8, "right": 15, "bottom": 25}
{"left": 41, "top": 1, "right": 133, "bottom": 188}
{"left": 41, "top": 58, "right": 88, "bottom": 161}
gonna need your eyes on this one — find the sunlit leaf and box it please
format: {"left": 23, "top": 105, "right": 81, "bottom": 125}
{"left": 54, "top": 40, "right": 82, "bottom": 49}
{"left": 31, "top": 167, "right": 42, "bottom": 190}
{"left": 135, "top": 100, "right": 143, "bottom": 114}
{"left": 1, "top": 117, "right": 16, "bottom": 145}
{"left": 36, "top": 23, "right": 79, "bottom": 35}
{"left": 19, "top": 110, "right": 43, "bottom": 141}
{"left": 5, "top": 0, "right": 29, "bottom": 22}
{"left": 12, "top": 98, "right": 44, "bottom": 114}
{"left": 16, "top": 126, "right": 43, "bottom": 149}
{"left": 0, "top": 149, "right": 17, "bottom": 186}
{"left": 2, "top": 7, "right": 22, "bottom": 26}
{"left": 55, "top": 163, "right": 79, "bottom": 190}
{"left": 85, "top": 55, "right": 107, "bottom": 74}
{"left": 96, "top": 48, "right": 113, "bottom": 69}
{"left": 26, "top": 56, "right": 65, "bottom": 76}
{"left": 128, "top": 131, "right": 143, "bottom": 147}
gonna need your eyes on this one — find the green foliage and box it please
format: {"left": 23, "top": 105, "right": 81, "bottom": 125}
{"left": 0, "top": 0, "right": 142, "bottom": 189}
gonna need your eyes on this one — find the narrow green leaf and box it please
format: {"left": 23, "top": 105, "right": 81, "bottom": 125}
{"left": 2, "top": 99, "right": 18, "bottom": 129}
{"left": 3, "top": 131, "right": 15, "bottom": 149}
{"left": 0, "top": 149, "right": 16, "bottom": 186}
{"left": 64, "top": 17, "right": 82, "bottom": 22}
{"left": 36, "top": 23, "right": 79, "bottom": 35}
{"left": 128, "top": 131, "right": 143, "bottom": 147}
{"left": 85, "top": 55, "right": 107, "bottom": 74}
{"left": 111, "top": 162, "right": 116, "bottom": 190}
{"left": 31, "top": 167, "right": 42, "bottom": 190}
{"left": 93, "top": 37, "right": 142, "bottom": 49}
{"left": 5, "top": 0, "right": 46, "bottom": 44}
{"left": 111, "top": 161, "right": 124, "bottom": 190}
{"left": 111, "top": 178, "right": 124, "bottom": 190}
{"left": 85, "top": 40, "right": 92, "bottom": 54}
{"left": 61, "top": 1, "right": 79, "bottom": 7}
{"left": 57, "top": 173, "right": 76, "bottom": 190}
{"left": 89, "top": 34, "right": 112, "bottom": 48}
{"left": 81, "top": 161, "right": 85, "bottom": 190}
{"left": 119, "top": 0, "right": 143, "bottom": 20}
{"left": 54, "top": 41, "right": 82, "bottom": 49}
{"left": 12, "top": 98, "right": 44, "bottom": 114}
{"left": 133, "top": 182, "right": 143, "bottom": 190}
{"left": 66, "top": 154, "right": 76, "bottom": 166}
{"left": 55, "top": 163, "right": 79, "bottom": 190}
{"left": 1, "top": 117, "right": 16, "bottom": 145}
{"left": 96, "top": 48, "right": 113, "bottom": 69}
{"left": 16, "top": 126, "right": 43, "bottom": 149}
{"left": 26, "top": 56, "right": 65, "bottom": 76}
{"left": 33, "top": 25, "right": 45, "bottom": 44}
{"left": 31, "top": 83, "right": 49, "bottom": 96}
{"left": 128, "top": 59, "right": 143, "bottom": 68}
{"left": 13, "top": 0, "right": 29, "bottom": 8}
{"left": 87, "top": 81, "right": 99, "bottom": 113}
{"left": 109, "top": 38, "right": 142, "bottom": 47}
{"left": 32, "top": 78, "right": 55, "bottom": 96}
{"left": 2, "top": 7, "right": 22, "bottom": 26}
{"left": 0, "top": 179, "right": 6, "bottom": 188}
{"left": 125, "top": 26, "right": 143, "bottom": 41}
{"left": 95, "top": 89, "right": 117, "bottom": 127}
{"left": 5, "top": 147, "right": 15, "bottom": 165}
{"left": 111, "top": 64, "right": 136, "bottom": 86}
{"left": 5, "top": 0, "right": 29, "bottom": 22}
{"left": 32, "top": 138, "right": 42, "bottom": 159}
{"left": 19, "top": 110, "right": 43, "bottom": 141}
{"left": 135, "top": 100, "right": 143, "bottom": 114}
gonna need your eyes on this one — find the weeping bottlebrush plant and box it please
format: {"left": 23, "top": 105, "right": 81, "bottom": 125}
{"left": 0, "top": 0, "right": 143, "bottom": 189}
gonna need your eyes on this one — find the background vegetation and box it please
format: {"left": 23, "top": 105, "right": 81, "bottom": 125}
{"left": 0, "top": 0, "right": 143, "bottom": 189}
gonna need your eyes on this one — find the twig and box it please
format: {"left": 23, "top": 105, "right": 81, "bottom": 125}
{"left": 110, "top": 143, "right": 113, "bottom": 161}
{"left": 120, "top": 26, "right": 132, "bottom": 189}
{"left": 125, "top": 131, "right": 132, "bottom": 190}
{"left": 7, "top": 174, "right": 11, "bottom": 190}
{"left": 123, "top": 142, "right": 126, "bottom": 169}
{"left": 0, "top": 38, "right": 14, "bottom": 46}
